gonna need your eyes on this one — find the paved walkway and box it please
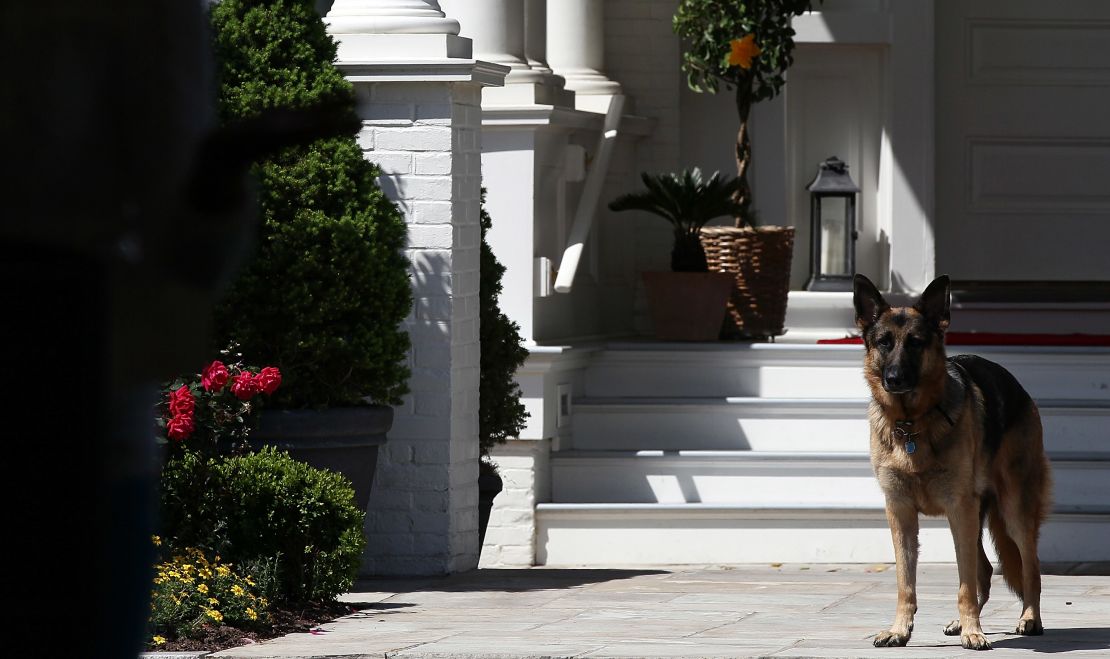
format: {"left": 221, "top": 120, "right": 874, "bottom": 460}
{"left": 210, "top": 564, "right": 1110, "bottom": 658}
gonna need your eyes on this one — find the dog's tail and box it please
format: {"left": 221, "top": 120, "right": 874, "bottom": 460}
{"left": 985, "top": 497, "right": 1025, "bottom": 599}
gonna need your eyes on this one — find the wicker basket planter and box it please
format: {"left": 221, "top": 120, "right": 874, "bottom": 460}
{"left": 700, "top": 225, "right": 795, "bottom": 339}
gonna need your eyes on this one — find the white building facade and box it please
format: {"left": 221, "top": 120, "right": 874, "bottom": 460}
{"left": 324, "top": 0, "right": 1110, "bottom": 574}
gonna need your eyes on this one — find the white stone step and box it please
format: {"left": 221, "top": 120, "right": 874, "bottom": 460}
{"left": 549, "top": 450, "right": 1110, "bottom": 511}
{"left": 569, "top": 397, "right": 1110, "bottom": 453}
{"left": 583, "top": 343, "right": 1110, "bottom": 401}
{"left": 535, "top": 503, "right": 1110, "bottom": 566}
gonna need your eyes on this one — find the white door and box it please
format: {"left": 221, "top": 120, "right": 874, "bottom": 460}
{"left": 936, "top": 0, "right": 1110, "bottom": 282}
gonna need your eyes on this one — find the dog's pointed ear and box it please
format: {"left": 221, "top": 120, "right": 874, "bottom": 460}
{"left": 853, "top": 274, "right": 888, "bottom": 331}
{"left": 914, "top": 275, "right": 951, "bottom": 332}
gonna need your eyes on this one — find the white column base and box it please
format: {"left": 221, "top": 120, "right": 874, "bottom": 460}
{"left": 329, "top": 32, "right": 472, "bottom": 60}
{"left": 572, "top": 91, "right": 619, "bottom": 114}
{"left": 325, "top": 1, "right": 460, "bottom": 35}
{"left": 483, "top": 78, "right": 574, "bottom": 107}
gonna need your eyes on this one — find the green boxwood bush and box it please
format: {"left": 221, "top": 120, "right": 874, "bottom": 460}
{"left": 210, "top": 0, "right": 411, "bottom": 408}
{"left": 478, "top": 195, "right": 529, "bottom": 456}
{"left": 159, "top": 447, "right": 366, "bottom": 603}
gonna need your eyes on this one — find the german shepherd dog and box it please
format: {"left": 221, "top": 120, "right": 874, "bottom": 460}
{"left": 853, "top": 274, "right": 1052, "bottom": 650}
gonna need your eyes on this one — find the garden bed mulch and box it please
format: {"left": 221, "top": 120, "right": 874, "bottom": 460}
{"left": 148, "top": 600, "right": 356, "bottom": 653}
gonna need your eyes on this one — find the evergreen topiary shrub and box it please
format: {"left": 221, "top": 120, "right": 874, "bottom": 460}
{"left": 210, "top": 0, "right": 411, "bottom": 408}
{"left": 478, "top": 194, "right": 529, "bottom": 457}
{"left": 159, "top": 447, "right": 366, "bottom": 604}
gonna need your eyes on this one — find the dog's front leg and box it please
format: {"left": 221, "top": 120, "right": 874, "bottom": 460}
{"left": 874, "top": 500, "right": 918, "bottom": 647}
{"left": 950, "top": 500, "right": 992, "bottom": 650}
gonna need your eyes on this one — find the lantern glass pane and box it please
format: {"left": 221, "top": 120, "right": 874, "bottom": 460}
{"left": 819, "top": 196, "right": 849, "bottom": 275}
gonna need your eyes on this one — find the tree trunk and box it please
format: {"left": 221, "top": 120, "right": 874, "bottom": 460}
{"left": 733, "top": 78, "right": 754, "bottom": 228}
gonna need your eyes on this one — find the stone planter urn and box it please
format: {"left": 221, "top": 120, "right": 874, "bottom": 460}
{"left": 249, "top": 405, "right": 392, "bottom": 512}
{"left": 478, "top": 460, "right": 504, "bottom": 549}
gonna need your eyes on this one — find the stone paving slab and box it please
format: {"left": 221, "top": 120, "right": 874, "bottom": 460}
{"left": 208, "top": 564, "right": 1110, "bottom": 659}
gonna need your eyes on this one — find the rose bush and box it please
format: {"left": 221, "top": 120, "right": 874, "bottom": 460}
{"left": 156, "top": 347, "right": 281, "bottom": 456}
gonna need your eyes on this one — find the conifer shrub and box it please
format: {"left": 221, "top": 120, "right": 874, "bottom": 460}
{"left": 210, "top": 0, "right": 411, "bottom": 408}
{"left": 478, "top": 195, "right": 529, "bottom": 456}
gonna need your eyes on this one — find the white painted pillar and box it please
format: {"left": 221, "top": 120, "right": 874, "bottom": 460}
{"left": 441, "top": 0, "right": 573, "bottom": 105}
{"left": 524, "top": 0, "right": 551, "bottom": 74}
{"left": 546, "top": 0, "right": 621, "bottom": 112}
{"left": 326, "top": 3, "right": 509, "bottom": 577}
{"left": 326, "top": 0, "right": 469, "bottom": 59}
{"left": 441, "top": 0, "right": 542, "bottom": 82}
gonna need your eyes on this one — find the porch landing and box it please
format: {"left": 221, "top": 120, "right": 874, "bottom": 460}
{"left": 209, "top": 563, "right": 1110, "bottom": 658}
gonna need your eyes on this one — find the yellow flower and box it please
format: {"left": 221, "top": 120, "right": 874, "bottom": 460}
{"left": 231, "top": 585, "right": 246, "bottom": 597}
{"left": 728, "top": 34, "right": 761, "bottom": 70}
{"left": 216, "top": 565, "right": 231, "bottom": 577}
{"left": 205, "top": 609, "right": 224, "bottom": 623}
{"left": 246, "top": 607, "right": 258, "bottom": 621}
{"left": 151, "top": 535, "right": 162, "bottom": 547}
{"left": 208, "top": 597, "right": 220, "bottom": 606}
{"left": 197, "top": 583, "right": 209, "bottom": 594}
{"left": 245, "top": 577, "right": 256, "bottom": 587}
{"left": 152, "top": 635, "right": 167, "bottom": 645}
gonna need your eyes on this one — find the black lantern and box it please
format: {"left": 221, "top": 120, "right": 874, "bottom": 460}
{"left": 805, "top": 156, "right": 860, "bottom": 291}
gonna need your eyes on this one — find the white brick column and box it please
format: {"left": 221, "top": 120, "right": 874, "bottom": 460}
{"left": 479, "top": 439, "right": 551, "bottom": 567}
{"left": 327, "top": 5, "right": 508, "bottom": 576}
{"left": 547, "top": 0, "right": 622, "bottom": 112}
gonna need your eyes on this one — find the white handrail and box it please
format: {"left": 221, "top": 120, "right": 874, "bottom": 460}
{"left": 554, "top": 94, "right": 625, "bottom": 294}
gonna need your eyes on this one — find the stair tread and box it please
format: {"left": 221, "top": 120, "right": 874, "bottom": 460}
{"left": 552, "top": 449, "right": 1110, "bottom": 462}
{"left": 575, "top": 396, "right": 1110, "bottom": 409}
{"left": 537, "top": 502, "right": 1110, "bottom": 516}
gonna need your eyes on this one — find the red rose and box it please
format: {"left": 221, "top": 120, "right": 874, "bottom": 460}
{"left": 166, "top": 413, "right": 195, "bottom": 441}
{"left": 201, "top": 360, "right": 230, "bottom": 392}
{"left": 230, "top": 372, "right": 260, "bottom": 401}
{"left": 256, "top": 367, "right": 282, "bottom": 395}
{"left": 168, "top": 385, "right": 195, "bottom": 417}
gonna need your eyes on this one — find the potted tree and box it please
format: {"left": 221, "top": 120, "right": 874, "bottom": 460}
{"left": 609, "top": 169, "right": 741, "bottom": 341}
{"left": 674, "top": 0, "right": 817, "bottom": 338}
{"left": 209, "top": 0, "right": 411, "bottom": 512}
{"left": 477, "top": 195, "right": 530, "bottom": 548}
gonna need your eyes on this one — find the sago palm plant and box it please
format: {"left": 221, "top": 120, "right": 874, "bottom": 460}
{"left": 609, "top": 168, "right": 744, "bottom": 272}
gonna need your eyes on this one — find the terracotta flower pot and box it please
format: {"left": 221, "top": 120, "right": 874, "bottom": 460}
{"left": 249, "top": 405, "right": 392, "bottom": 512}
{"left": 641, "top": 270, "right": 735, "bottom": 341}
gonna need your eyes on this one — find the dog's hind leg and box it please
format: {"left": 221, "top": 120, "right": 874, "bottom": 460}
{"left": 996, "top": 414, "right": 1050, "bottom": 636}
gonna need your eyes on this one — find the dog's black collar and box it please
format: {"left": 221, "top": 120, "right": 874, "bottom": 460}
{"left": 892, "top": 364, "right": 966, "bottom": 454}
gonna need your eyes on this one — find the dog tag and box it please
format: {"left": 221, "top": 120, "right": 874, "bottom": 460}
{"left": 905, "top": 440, "right": 916, "bottom": 455}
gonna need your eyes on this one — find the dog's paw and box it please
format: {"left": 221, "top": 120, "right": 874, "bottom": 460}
{"left": 943, "top": 619, "right": 961, "bottom": 636}
{"left": 873, "top": 630, "right": 910, "bottom": 647}
{"left": 1015, "top": 618, "right": 1044, "bottom": 636}
{"left": 961, "top": 631, "right": 992, "bottom": 650}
